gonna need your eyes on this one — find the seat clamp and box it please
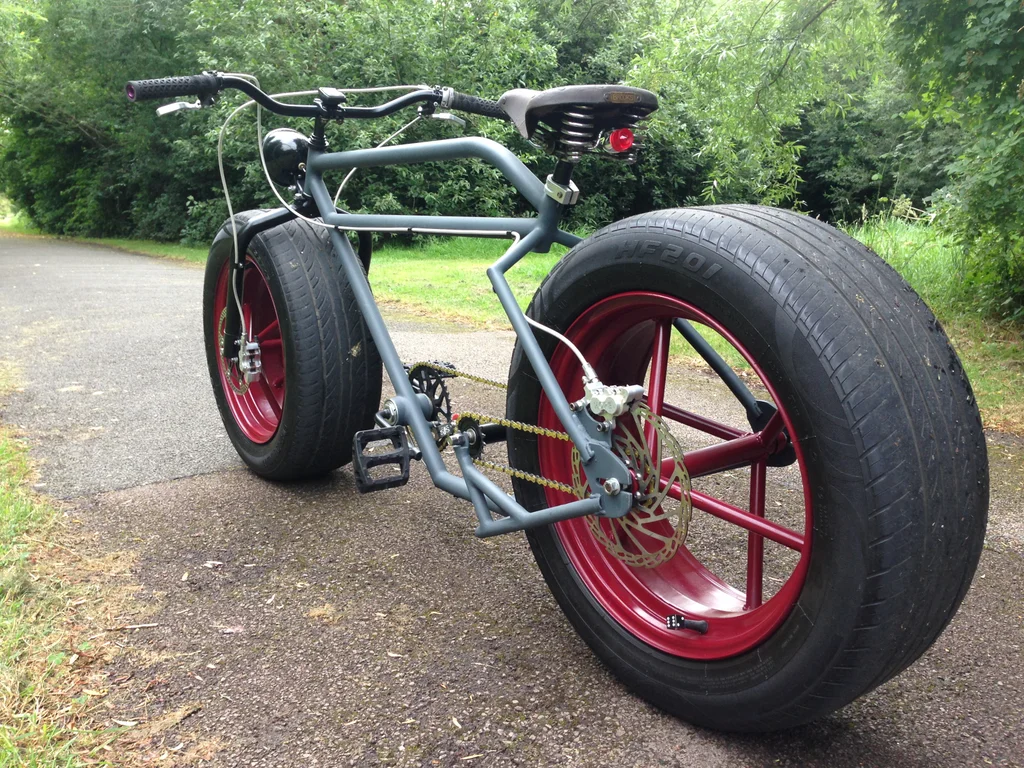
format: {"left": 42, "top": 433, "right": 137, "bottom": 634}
{"left": 545, "top": 176, "right": 580, "bottom": 206}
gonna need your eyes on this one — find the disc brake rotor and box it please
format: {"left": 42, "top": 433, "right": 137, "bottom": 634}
{"left": 571, "top": 403, "right": 692, "bottom": 569}
{"left": 218, "top": 307, "right": 250, "bottom": 396}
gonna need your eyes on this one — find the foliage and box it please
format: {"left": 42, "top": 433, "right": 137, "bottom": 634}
{"left": 0, "top": 0, "right": 892, "bottom": 245}
{"left": 795, "top": 71, "right": 962, "bottom": 221}
{"left": 0, "top": 0, "right": 1022, "bottom": 322}
{"left": 632, "top": 0, "right": 888, "bottom": 204}
{"left": 885, "top": 0, "right": 1024, "bottom": 319}
{"left": 0, "top": 0, "right": 713, "bottom": 243}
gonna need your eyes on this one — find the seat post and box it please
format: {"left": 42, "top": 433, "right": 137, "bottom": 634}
{"left": 551, "top": 159, "right": 576, "bottom": 186}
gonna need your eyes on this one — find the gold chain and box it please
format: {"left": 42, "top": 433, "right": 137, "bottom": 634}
{"left": 456, "top": 411, "right": 570, "bottom": 442}
{"left": 408, "top": 361, "right": 508, "bottom": 391}
{"left": 471, "top": 459, "right": 580, "bottom": 497}
{"left": 407, "top": 361, "right": 571, "bottom": 488}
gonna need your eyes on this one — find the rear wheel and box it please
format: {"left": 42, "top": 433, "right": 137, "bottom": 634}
{"left": 203, "top": 213, "right": 382, "bottom": 480}
{"left": 506, "top": 205, "right": 988, "bottom": 731}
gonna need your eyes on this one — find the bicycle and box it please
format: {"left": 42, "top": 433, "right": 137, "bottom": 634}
{"left": 125, "top": 73, "right": 988, "bottom": 732}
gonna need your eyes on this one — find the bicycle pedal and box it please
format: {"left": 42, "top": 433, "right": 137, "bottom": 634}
{"left": 352, "top": 426, "right": 411, "bottom": 493}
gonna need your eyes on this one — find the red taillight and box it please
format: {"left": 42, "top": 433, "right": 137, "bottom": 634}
{"left": 608, "top": 127, "right": 634, "bottom": 153}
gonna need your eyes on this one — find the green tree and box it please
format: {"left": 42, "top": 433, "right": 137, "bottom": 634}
{"left": 795, "top": 70, "right": 962, "bottom": 221}
{"left": 632, "top": 0, "right": 888, "bottom": 204}
{"left": 885, "top": 0, "right": 1024, "bottom": 318}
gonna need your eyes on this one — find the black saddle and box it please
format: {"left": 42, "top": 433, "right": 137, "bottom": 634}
{"left": 497, "top": 84, "right": 658, "bottom": 140}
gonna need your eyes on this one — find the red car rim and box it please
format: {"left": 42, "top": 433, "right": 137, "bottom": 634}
{"left": 213, "top": 258, "right": 286, "bottom": 444}
{"left": 537, "top": 292, "right": 812, "bottom": 660}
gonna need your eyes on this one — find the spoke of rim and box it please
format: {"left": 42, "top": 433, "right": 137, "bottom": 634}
{"left": 262, "top": 381, "right": 282, "bottom": 419}
{"left": 673, "top": 318, "right": 759, "bottom": 417}
{"left": 260, "top": 338, "right": 282, "bottom": 348}
{"left": 657, "top": 401, "right": 747, "bottom": 441}
{"left": 665, "top": 408, "right": 787, "bottom": 479}
{"left": 257, "top": 318, "right": 280, "bottom": 339}
{"left": 759, "top": 409, "right": 786, "bottom": 445}
{"left": 668, "top": 432, "right": 768, "bottom": 479}
{"left": 745, "top": 460, "right": 767, "bottom": 609}
{"left": 645, "top": 319, "right": 672, "bottom": 449}
{"left": 666, "top": 483, "right": 803, "bottom": 550}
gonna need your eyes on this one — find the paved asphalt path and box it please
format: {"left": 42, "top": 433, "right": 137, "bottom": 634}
{"left": 1, "top": 236, "right": 1022, "bottom": 767}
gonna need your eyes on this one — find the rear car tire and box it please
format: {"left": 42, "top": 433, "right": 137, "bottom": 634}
{"left": 506, "top": 204, "right": 988, "bottom": 731}
{"left": 203, "top": 212, "right": 382, "bottom": 480}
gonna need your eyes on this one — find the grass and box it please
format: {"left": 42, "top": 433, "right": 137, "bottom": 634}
{"left": 372, "top": 238, "right": 564, "bottom": 324}
{"left": 0, "top": 365, "right": 125, "bottom": 765}
{"left": 2, "top": 206, "right": 1020, "bottom": 433}
{"left": 0, "top": 209, "right": 39, "bottom": 238}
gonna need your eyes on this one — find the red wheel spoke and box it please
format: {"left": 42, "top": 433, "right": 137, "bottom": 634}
{"left": 759, "top": 409, "right": 786, "bottom": 445}
{"left": 262, "top": 379, "right": 282, "bottom": 418}
{"left": 260, "top": 337, "right": 282, "bottom": 348}
{"left": 665, "top": 483, "right": 803, "bottom": 550}
{"left": 667, "top": 433, "right": 764, "bottom": 479}
{"left": 745, "top": 460, "right": 767, "bottom": 609}
{"left": 664, "top": 409, "right": 787, "bottom": 479}
{"left": 257, "top": 318, "right": 280, "bottom": 339}
{"left": 645, "top": 318, "right": 672, "bottom": 448}
{"left": 657, "top": 401, "right": 746, "bottom": 441}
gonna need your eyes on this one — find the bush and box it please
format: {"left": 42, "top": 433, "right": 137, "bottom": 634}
{"left": 796, "top": 73, "right": 962, "bottom": 222}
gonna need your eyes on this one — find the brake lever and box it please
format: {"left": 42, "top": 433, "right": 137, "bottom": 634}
{"left": 430, "top": 112, "right": 466, "bottom": 130}
{"left": 156, "top": 100, "right": 202, "bottom": 117}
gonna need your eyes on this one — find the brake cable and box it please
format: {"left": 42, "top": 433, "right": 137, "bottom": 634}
{"left": 214, "top": 76, "right": 430, "bottom": 343}
{"left": 214, "top": 75, "right": 600, "bottom": 412}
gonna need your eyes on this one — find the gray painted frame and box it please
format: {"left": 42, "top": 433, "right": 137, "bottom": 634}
{"left": 303, "top": 136, "right": 634, "bottom": 534}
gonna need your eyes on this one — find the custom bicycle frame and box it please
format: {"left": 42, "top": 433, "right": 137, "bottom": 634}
{"left": 291, "top": 135, "right": 637, "bottom": 534}
{"left": 138, "top": 77, "right": 748, "bottom": 538}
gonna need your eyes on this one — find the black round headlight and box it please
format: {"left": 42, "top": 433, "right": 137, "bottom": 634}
{"left": 262, "top": 128, "right": 309, "bottom": 187}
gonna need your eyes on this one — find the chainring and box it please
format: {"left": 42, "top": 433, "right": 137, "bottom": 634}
{"left": 571, "top": 403, "right": 692, "bottom": 569}
{"left": 408, "top": 362, "right": 455, "bottom": 447}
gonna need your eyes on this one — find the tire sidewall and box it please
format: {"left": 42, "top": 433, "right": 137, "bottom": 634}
{"left": 509, "top": 217, "right": 876, "bottom": 728}
{"left": 203, "top": 220, "right": 300, "bottom": 475}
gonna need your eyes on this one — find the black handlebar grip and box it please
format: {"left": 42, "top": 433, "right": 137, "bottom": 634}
{"left": 125, "top": 73, "right": 222, "bottom": 102}
{"left": 446, "top": 90, "right": 509, "bottom": 121}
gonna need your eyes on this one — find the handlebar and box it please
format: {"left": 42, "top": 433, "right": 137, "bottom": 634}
{"left": 126, "top": 74, "right": 222, "bottom": 102}
{"left": 125, "top": 73, "right": 510, "bottom": 123}
{"left": 440, "top": 89, "right": 509, "bottom": 121}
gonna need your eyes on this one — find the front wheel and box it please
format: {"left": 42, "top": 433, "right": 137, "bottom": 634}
{"left": 203, "top": 213, "right": 382, "bottom": 480}
{"left": 506, "top": 205, "right": 988, "bottom": 731}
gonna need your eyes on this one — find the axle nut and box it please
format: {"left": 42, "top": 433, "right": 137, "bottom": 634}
{"left": 602, "top": 478, "right": 622, "bottom": 496}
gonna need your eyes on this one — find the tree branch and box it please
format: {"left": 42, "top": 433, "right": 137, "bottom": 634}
{"left": 752, "top": 0, "right": 839, "bottom": 116}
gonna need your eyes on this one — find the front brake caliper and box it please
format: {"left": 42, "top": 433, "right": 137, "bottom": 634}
{"left": 239, "top": 340, "right": 262, "bottom": 384}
